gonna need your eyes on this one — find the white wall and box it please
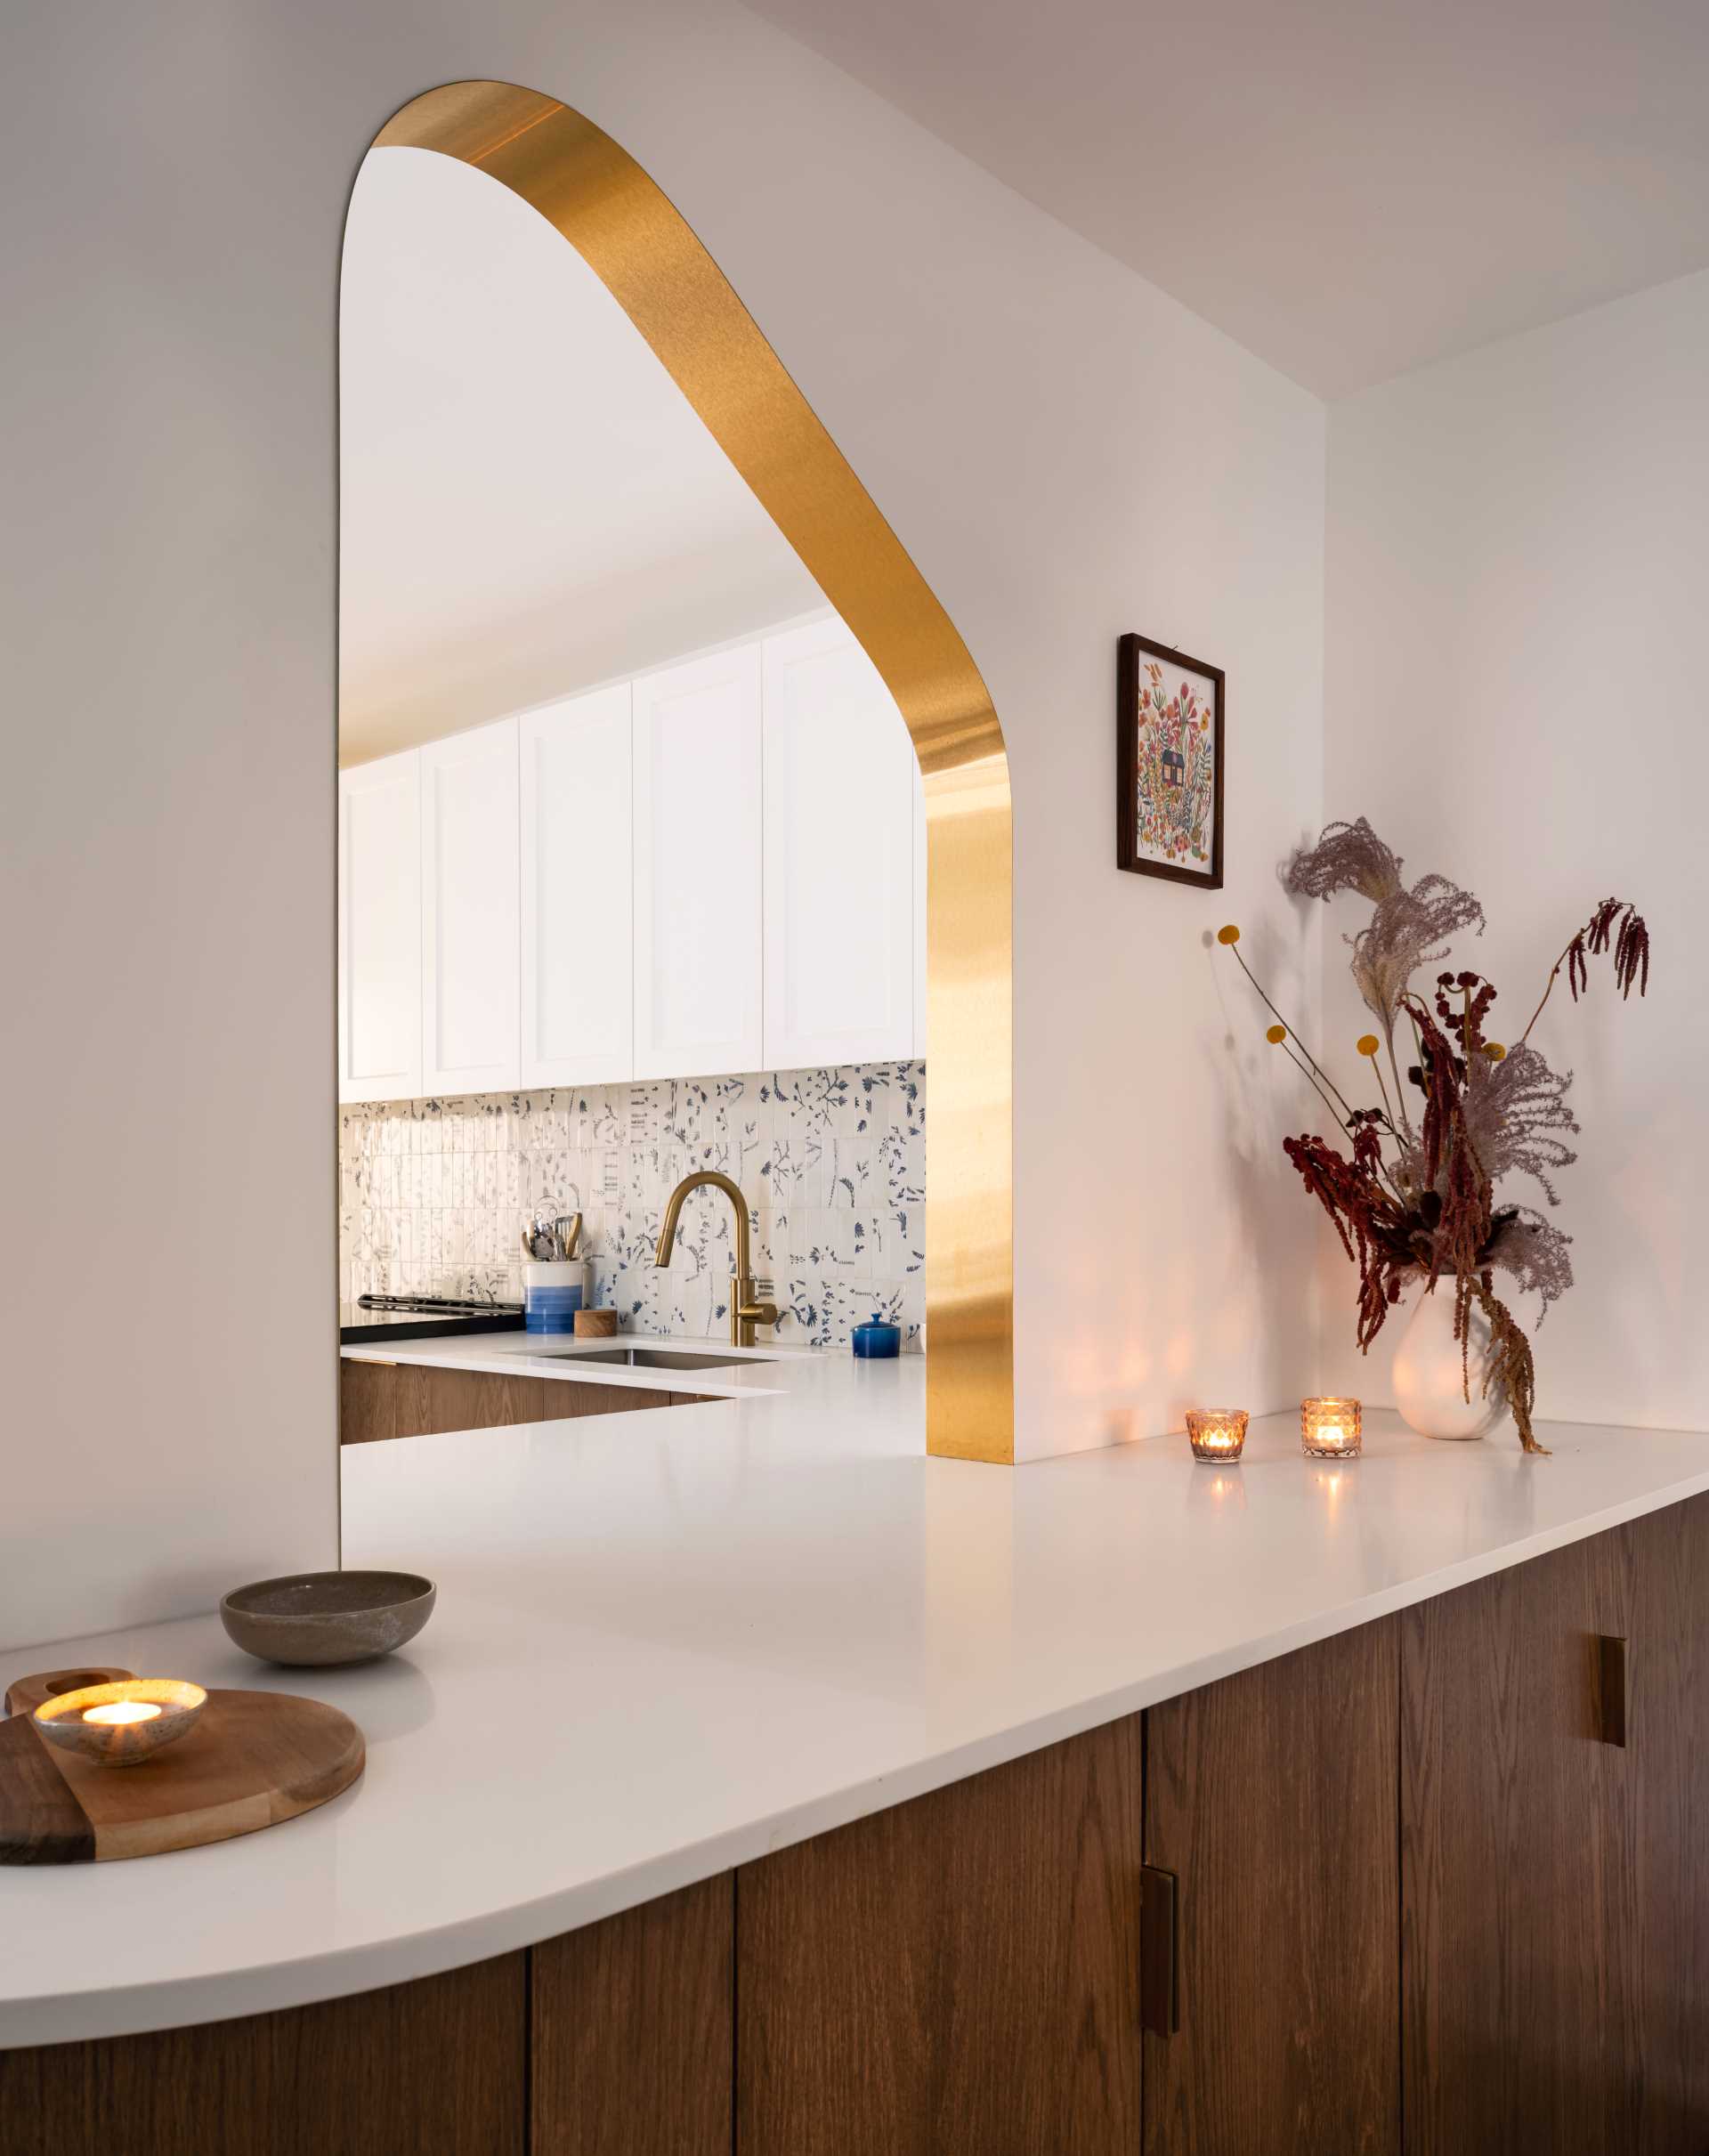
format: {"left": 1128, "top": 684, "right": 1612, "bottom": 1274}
{"left": 2, "top": 0, "right": 1326, "bottom": 1646}
{"left": 1323, "top": 270, "right": 1707, "bottom": 1428}
{"left": 339, "top": 148, "right": 822, "bottom": 765}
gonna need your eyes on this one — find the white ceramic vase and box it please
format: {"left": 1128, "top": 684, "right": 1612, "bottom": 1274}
{"left": 1390, "top": 1282, "right": 1508, "bottom": 1442}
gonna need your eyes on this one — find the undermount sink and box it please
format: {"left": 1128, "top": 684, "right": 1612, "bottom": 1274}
{"left": 543, "top": 1346, "right": 777, "bottom": 1374}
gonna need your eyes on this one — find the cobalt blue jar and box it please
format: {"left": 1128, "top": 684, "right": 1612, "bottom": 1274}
{"left": 852, "top": 1312, "right": 901, "bottom": 1358}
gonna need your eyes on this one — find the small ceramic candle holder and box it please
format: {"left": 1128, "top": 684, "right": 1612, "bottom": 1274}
{"left": 1186, "top": 1408, "right": 1250, "bottom": 1463}
{"left": 1300, "top": 1398, "right": 1363, "bottom": 1458}
{"left": 33, "top": 1679, "right": 207, "bottom": 1767}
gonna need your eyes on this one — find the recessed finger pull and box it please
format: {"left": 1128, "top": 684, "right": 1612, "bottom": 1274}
{"left": 1596, "top": 1634, "right": 1627, "bottom": 1747}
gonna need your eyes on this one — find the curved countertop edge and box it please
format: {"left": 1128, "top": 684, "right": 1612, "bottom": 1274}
{"left": 6, "top": 1364, "right": 1709, "bottom": 2051}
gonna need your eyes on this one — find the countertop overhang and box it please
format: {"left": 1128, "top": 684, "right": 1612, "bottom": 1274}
{"left": 5, "top": 1343, "right": 1709, "bottom": 2051}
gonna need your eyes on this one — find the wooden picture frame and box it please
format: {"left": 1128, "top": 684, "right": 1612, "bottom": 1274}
{"left": 1116, "top": 632, "right": 1225, "bottom": 888}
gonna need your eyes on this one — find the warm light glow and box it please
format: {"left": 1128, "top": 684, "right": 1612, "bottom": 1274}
{"left": 1187, "top": 1407, "right": 1250, "bottom": 1462}
{"left": 1301, "top": 1397, "right": 1364, "bottom": 1458}
{"left": 83, "top": 1699, "right": 162, "bottom": 1725}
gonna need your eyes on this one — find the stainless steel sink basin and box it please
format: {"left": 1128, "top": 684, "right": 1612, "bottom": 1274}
{"left": 541, "top": 1346, "right": 777, "bottom": 1374}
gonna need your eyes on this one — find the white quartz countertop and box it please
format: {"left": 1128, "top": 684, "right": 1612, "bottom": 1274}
{"left": 6, "top": 1338, "right": 1709, "bottom": 2051}
{"left": 337, "top": 1325, "right": 812, "bottom": 1397}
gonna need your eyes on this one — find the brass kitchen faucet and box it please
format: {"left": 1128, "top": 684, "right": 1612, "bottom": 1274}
{"left": 654, "top": 1171, "right": 779, "bottom": 1348}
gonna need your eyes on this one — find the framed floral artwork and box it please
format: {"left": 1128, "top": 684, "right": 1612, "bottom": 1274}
{"left": 1116, "top": 632, "right": 1225, "bottom": 888}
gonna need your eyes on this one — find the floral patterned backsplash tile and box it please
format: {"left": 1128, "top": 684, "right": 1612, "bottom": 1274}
{"left": 340, "top": 1061, "right": 925, "bottom": 1350}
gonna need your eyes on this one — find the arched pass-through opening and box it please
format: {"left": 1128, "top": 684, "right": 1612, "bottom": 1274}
{"left": 368, "top": 82, "right": 1014, "bottom": 1463}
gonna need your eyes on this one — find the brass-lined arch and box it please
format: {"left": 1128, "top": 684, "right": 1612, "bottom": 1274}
{"left": 367, "top": 82, "right": 1014, "bottom": 1461}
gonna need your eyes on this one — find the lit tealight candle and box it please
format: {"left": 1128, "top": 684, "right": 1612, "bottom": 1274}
{"left": 1301, "top": 1398, "right": 1363, "bottom": 1458}
{"left": 1186, "top": 1408, "right": 1250, "bottom": 1463}
{"left": 83, "top": 1699, "right": 163, "bottom": 1725}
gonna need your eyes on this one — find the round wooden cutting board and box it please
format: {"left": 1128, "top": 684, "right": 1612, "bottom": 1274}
{"left": 0, "top": 1667, "right": 364, "bottom": 1864}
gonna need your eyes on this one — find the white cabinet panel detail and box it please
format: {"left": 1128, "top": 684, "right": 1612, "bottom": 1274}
{"left": 762, "top": 617, "right": 918, "bottom": 1069}
{"left": 632, "top": 645, "right": 763, "bottom": 1080}
{"left": 338, "top": 749, "right": 422, "bottom": 1105}
{"left": 521, "top": 685, "right": 634, "bottom": 1089}
{"left": 420, "top": 718, "right": 520, "bottom": 1097}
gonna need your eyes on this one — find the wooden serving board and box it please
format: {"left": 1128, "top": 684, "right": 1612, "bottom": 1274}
{"left": 0, "top": 1666, "right": 364, "bottom": 1865}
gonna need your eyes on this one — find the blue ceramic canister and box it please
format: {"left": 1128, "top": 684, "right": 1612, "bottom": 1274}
{"left": 852, "top": 1311, "right": 901, "bottom": 1358}
{"left": 524, "top": 1260, "right": 589, "bottom": 1333}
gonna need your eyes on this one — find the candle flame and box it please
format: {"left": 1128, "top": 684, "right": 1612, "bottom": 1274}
{"left": 84, "top": 1699, "right": 162, "bottom": 1725}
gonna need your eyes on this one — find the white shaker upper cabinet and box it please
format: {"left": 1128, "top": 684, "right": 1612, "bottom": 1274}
{"left": 762, "top": 617, "right": 919, "bottom": 1070}
{"left": 339, "top": 749, "right": 423, "bottom": 1104}
{"left": 632, "top": 644, "right": 763, "bottom": 1080}
{"left": 520, "top": 684, "right": 634, "bottom": 1089}
{"left": 420, "top": 717, "right": 521, "bottom": 1098}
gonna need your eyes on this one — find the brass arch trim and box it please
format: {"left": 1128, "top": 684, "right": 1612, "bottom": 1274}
{"left": 369, "top": 82, "right": 1014, "bottom": 1462}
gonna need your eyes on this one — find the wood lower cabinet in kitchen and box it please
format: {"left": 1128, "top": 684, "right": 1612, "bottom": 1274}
{"left": 339, "top": 1358, "right": 545, "bottom": 1442}
{"left": 1144, "top": 1616, "right": 1403, "bottom": 2156}
{"left": 338, "top": 1358, "right": 699, "bottom": 1441}
{"left": 539, "top": 1378, "right": 673, "bottom": 1418}
{"left": 0, "top": 1952, "right": 528, "bottom": 2156}
{"left": 737, "top": 1716, "right": 1145, "bottom": 2155}
{"left": 1400, "top": 1494, "right": 1709, "bottom": 2154}
{"left": 532, "top": 1876, "right": 733, "bottom": 2156}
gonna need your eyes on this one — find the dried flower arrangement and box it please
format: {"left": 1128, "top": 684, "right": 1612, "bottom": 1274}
{"left": 1219, "top": 820, "right": 1650, "bottom": 1452}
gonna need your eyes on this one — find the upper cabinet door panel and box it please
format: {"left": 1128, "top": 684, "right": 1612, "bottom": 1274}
{"left": 339, "top": 750, "right": 422, "bottom": 1105}
{"left": 633, "top": 646, "right": 763, "bottom": 1081}
{"left": 420, "top": 718, "right": 521, "bottom": 1098}
{"left": 520, "top": 685, "right": 634, "bottom": 1090}
{"left": 762, "top": 618, "right": 917, "bottom": 1071}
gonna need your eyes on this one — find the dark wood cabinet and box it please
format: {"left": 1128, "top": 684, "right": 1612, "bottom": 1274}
{"left": 533, "top": 1876, "right": 733, "bottom": 2156}
{"left": 1400, "top": 1495, "right": 1709, "bottom": 2153}
{"left": 339, "top": 1358, "right": 698, "bottom": 1442}
{"left": 0, "top": 1952, "right": 528, "bottom": 2156}
{"left": 1145, "top": 1617, "right": 1402, "bottom": 2155}
{"left": 738, "top": 1717, "right": 1143, "bottom": 2155}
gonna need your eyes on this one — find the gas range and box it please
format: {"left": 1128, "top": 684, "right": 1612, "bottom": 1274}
{"left": 339, "top": 1293, "right": 526, "bottom": 1346}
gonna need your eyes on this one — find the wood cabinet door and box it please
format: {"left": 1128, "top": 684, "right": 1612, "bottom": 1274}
{"left": 420, "top": 717, "right": 520, "bottom": 1097}
{"left": 0, "top": 1953, "right": 526, "bottom": 2156}
{"left": 533, "top": 1876, "right": 733, "bottom": 2156}
{"left": 761, "top": 615, "right": 918, "bottom": 1070}
{"left": 738, "top": 1717, "right": 1142, "bottom": 2156}
{"left": 1401, "top": 1500, "right": 1709, "bottom": 2153}
{"left": 338, "top": 749, "right": 422, "bottom": 1104}
{"left": 1145, "top": 1619, "right": 1401, "bottom": 2156}
{"left": 632, "top": 644, "right": 762, "bottom": 1080}
{"left": 520, "top": 684, "right": 634, "bottom": 1089}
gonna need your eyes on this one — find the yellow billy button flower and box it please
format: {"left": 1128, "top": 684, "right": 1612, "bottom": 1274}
{"left": 1484, "top": 1042, "right": 1507, "bottom": 1061}
{"left": 1266, "top": 1024, "right": 1287, "bottom": 1044}
{"left": 1217, "top": 924, "right": 1240, "bottom": 944}
{"left": 1357, "top": 1034, "right": 1381, "bottom": 1058}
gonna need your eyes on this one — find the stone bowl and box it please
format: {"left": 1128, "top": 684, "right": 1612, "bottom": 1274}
{"left": 34, "top": 1679, "right": 207, "bottom": 1767}
{"left": 220, "top": 1569, "right": 436, "bottom": 1667}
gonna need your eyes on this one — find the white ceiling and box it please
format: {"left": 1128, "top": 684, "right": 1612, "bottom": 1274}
{"left": 339, "top": 148, "right": 821, "bottom": 766}
{"left": 749, "top": 0, "right": 1709, "bottom": 397}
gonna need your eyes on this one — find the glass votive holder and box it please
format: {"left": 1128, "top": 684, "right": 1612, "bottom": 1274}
{"left": 1186, "top": 1408, "right": 1250, "bottom": 1463}
{"left": 1300, "top": 1398, "right": 1363, "bottom": 1457}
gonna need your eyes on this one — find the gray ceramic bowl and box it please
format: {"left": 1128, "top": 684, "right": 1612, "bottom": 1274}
{"left": 220, "top": 1569, "right": 436, "bottom": 1667}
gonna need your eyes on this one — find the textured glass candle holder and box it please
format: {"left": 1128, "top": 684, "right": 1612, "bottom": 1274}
{"left": 1300, "top": 1398, "right": 1363, "bottom": 1457}
{"left": 1186, "top": 1408, "right": 1249, "bottom": 1463}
